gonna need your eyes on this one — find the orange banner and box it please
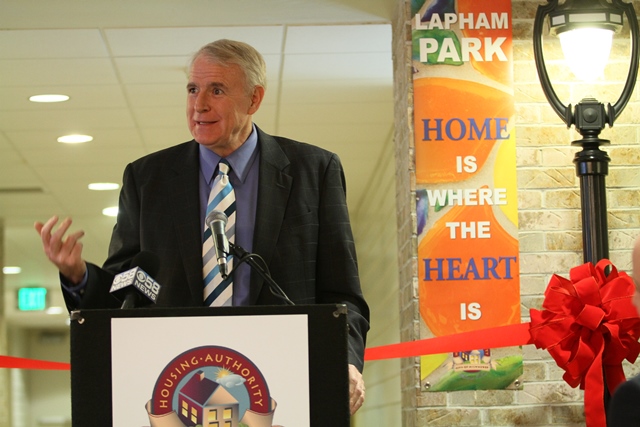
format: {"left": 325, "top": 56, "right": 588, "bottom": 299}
{"left": 413, "top": 0, "right": 521, "bottom": 390}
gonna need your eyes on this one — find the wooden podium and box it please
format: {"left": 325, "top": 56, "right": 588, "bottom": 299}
{"left": 69, "top": 304, "right": 350, "bottom": 426}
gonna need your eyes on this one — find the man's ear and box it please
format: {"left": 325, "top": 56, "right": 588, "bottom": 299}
{"left": 248, "top": 85, "right": 265, "bottom": 115}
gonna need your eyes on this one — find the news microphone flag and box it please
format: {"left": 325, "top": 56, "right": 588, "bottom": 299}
{"left": 110, "top": 267, "right": 161, "bottom": 306}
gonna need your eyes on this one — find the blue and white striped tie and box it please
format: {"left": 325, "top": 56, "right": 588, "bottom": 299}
{"left": 203, "top": 159, "right": 235, "bottom": 306}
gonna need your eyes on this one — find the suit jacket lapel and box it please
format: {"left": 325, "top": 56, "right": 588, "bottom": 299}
{"left": 250, "top": 127, "right": 292, "bottom": 304}
{"left": 167, "top": 141, "right": 204, "bottom": 305}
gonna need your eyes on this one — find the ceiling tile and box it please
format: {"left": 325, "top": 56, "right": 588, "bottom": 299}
{"left": 279, "top": 122, "right": 393, "bottom": 146}
{"left": 285, "top": 24, "right": 392, "bottom": 53}
{"left": 5, "top": 129, "right": 143, "bottom": 151}
{"left": 0, "top": 193, "right": 63, "bottom": 217}
{"left": 124, "top": 84, "right": 185, "bottom": 107}
{"left": 140, "top": 127, "right": 194, "bottom": 150}
{"left": 51, "top": 188, "right": 121, "bottom": 216}
{"left": 279, "top": 101, "right": 393, "bottom": 125}
{"left": 282, "top": 52, "right": 392, "bottom": 80}
{"left": 133, "top": 106, "right": 190, "bottom": 128}
{"left": 0, "top": 29, "right": 109, "bottom": 59}
{"left": 35, "top": 163, "right": 129, "bottom": 186}
{"left": 0, "top": 108, "right": 136, "bottom": 132}
{"left": 0, "top": 58, "right": 118, "bottom": 86}
{"left": 113, "top": 56, "right": 192, "bottom": 84}
{"left": 0, "top": 147, "right": 21, "bottom": 164}
{"left": 0, "top": 0, "right": 392, "bottom": 29}
{"left": 0, "top": 164, "right": 42, "bottom": 188}
{"left": 113, "top": 53, "right": 283, "bottom": 85}
{"left": 23, "top": 147, "right": 146, "bottom": 167}
{"left": 280, "top": 78, "right": 393, "bottom": 104}
{"left": 0, "top": 85, "right": 128, "bottom": 111}
{"left": 104, "top": 27, "right": 285, "bottom": 56}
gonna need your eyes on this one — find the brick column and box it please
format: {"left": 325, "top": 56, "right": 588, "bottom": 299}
{"left": 391, "top": 2, "right": 421, "bottom": 426}
{"left": 390, "top": 0, "right": 640, "bottom": 425}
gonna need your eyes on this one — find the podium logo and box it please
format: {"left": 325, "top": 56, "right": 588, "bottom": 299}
{"left": 145, "top": 346, "right": 280, "bottom": 427}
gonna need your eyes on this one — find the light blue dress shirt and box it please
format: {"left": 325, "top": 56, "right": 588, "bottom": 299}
{"left": 199, "top": 125, "right": 260, "bottom": 306}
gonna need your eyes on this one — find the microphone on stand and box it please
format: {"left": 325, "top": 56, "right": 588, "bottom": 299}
{"left": 205, "top": 210, "right": 231, "bottom": 279}
{"left": 109, "top": 251, "right": 162, "bottom": 309}
{"left": 204, "top": 211, "right": 294, "bottom": 305}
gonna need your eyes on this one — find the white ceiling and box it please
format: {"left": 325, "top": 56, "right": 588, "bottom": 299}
{"left": 0, "top": 0, "right": 396, "bottom": 328}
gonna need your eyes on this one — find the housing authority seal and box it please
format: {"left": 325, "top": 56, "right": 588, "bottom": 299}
{"left": 145, "top": 345, "right": 279, "bottom": 427}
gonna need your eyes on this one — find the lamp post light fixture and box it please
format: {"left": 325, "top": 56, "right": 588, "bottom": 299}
{"left": 533, "top": 0, "right": 639, "bottom": 264}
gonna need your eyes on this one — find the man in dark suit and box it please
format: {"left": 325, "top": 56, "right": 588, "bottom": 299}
{"left": 35, "top": 39, "right": 369, "bottom": 414}
{"left": 607, "top": 235, "right": 640, "bottom": 426}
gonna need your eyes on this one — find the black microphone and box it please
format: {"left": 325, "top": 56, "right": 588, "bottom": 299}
{"left": 109, "top": 251, "right": 162, "bottom": 309}
{"left": 205, "top": 210, "right": 230, "bottom": 279}
{"left": 205, "top": 211, "right": 294, "bottom": 305}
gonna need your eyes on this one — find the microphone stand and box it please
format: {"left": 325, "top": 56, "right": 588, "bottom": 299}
{"left": 229, "top": 243, "right": 295, "bottom": 306}
{"left": 121, "top": 292, "right": 138, "bottom": 310}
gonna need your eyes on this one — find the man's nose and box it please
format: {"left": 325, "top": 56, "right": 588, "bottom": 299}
{"left": 195, "top": 92, "right": 210, "bottom": 113}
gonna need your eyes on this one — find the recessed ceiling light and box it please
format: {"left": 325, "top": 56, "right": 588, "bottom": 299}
{"left": 2, "top": 266, "right": 21, "bottom": 275}
{"left": 102, "top": 206, "right": 119, "bottom": 217}
{"left": 29, "top": 94, "right": 70, "bottom": 103}
{"left": 57, "top": 134, "right": 93, "bottom": 144}
{"left": 88, "top": 183, "right": 120, "bottom": 191}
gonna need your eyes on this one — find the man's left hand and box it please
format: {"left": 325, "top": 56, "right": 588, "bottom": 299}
{"left": 348, "top": 364, "right": 365, "bottom": 415}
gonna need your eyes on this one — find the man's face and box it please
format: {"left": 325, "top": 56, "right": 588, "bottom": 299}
{"left": 186, "top": 55, "right": 263, "bottom": 156}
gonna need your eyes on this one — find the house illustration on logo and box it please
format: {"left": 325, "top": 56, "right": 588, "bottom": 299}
{"left": 177, "top": 370, "right": 240, "bottom": 427}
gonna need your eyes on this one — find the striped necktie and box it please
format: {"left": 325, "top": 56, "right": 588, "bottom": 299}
{"left": 203, "top": 159, "right": 236, "bottom": 306}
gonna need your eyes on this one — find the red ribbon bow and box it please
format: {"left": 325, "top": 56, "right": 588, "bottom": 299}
{"left": 529, "top": 259, "right": 640, "bottom": 426}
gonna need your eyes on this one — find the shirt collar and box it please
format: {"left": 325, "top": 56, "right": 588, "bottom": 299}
{"left": 199, "top": 124, "right": 259, "bottom": 184}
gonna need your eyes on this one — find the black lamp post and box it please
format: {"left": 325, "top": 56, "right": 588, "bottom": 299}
{"left": 533, "top": 0, "right": 639, "bottom": 264}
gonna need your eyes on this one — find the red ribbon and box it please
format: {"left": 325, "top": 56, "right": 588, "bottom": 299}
{"left": 0, "top": 355, "right": 70, "bottom": 370}
{"left": 365, "top": 322, "right": 532, "bottom": 360}
{"left": 529, "top": 259, "right": 640, "bottom": 427}
{"left": 2, "top": 259, "right": 638, "bottom": 427}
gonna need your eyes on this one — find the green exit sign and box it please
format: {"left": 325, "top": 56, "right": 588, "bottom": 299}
{"left": 17, "top": 287, "right": 47, "bottom": 311}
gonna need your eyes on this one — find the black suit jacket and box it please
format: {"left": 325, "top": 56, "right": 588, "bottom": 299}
{"left": 608, "top": 374, "right": 640, "bottom": 426}
{"left": 66, "top": 127, "right": 370, "bottom": 370}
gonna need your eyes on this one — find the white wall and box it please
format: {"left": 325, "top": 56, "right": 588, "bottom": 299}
{"left": 351, "top": 131, "right": 401, "bottom": 426}
{"left": 10, "top": 328, "right": 71, "bottom": 427}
